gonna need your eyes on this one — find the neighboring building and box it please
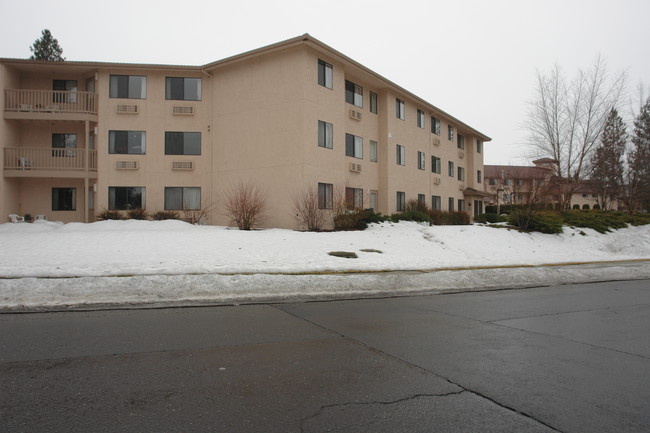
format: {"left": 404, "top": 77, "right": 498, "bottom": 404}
{"left": 1, "top": 34, "right": 491, "bottom": 228}
{"left": 484, "top": 158, "right": 608, "bottom": 211}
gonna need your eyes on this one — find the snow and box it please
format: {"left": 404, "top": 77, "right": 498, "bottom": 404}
{"left": 1, "top": 220, "right": 649, "bottom": 310}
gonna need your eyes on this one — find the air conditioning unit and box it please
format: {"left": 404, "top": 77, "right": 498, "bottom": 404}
{"left": 172, "top": 106, "right": 194, "bottom": 115}
{"left": 115, "top": 160, "right": 138, "bottom": 170}
{"left": 433, "top": 177, "right": 441, "bottom": 185}
{"left": 349, "top": 109, "right": 362, "bottom": 121}
{"left": 172, "top": 161, "right": 194, "bottom": 170}
{"left": 432, "top": 137, "right": 440, "bottom": 146}
{"left": 116, "top": 104, "right": 139, "bottom": 113}
{"left": 349, "top": 162, "right": 362, "bottom": 172}
{"left": 458, "top": 151, "right": 465, "bottom": 159}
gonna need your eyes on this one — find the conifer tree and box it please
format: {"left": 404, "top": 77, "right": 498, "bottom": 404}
{"left": 590, "top": 109, "right": 626, "bottom": 210}
{"left": 622, "top": 98, "right": 650, "bottom": 213}
{"left": 29, "top": 29, "right": 65, "bottom": 61}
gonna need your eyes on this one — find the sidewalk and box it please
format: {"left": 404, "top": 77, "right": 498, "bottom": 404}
{"left": 2, "top": 259, "right": 649, "bottom": 312}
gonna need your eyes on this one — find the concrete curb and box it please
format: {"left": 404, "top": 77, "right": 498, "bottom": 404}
{"left": 1, "top": 260, "right": 649, "bottom": 312}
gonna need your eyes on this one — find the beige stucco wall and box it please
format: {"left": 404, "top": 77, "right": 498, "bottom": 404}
{"left": 1, "top": 37, "right": 489, "bottom": 228}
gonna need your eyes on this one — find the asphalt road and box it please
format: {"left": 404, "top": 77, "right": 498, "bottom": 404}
{"left": 1, "top": 279, "right": 649, "bottom": 432}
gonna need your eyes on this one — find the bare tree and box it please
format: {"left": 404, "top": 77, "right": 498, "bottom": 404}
{"left": 223, "top": 181, "right": 266, "bottom": 230}
{"left": 589, "top": 108, "right": 626, "bottom": 210}
{"left": 293, "top": 186, "right": 328, "bottom": 231}
{"left": 525, "top": 57, "right": 626, "bottom": 210}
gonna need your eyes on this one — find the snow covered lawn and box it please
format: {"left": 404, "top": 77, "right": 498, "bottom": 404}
{"left": 1, "top": 220, "right": 649, "bottom": 310}
{"left": 1, "top": 220, "right": 649, "bottom": 278}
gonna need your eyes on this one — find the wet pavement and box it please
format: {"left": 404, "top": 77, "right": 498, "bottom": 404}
{"left": 1, "top": 279, "right": 649, "bottom": 432}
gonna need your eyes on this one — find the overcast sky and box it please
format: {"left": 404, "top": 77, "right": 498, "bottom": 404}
{"left": 2, "top": 0, "right": 649, "bottom": 164}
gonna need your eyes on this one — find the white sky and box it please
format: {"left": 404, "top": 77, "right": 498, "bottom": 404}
{"left": 2, "top": 0, "right": 649, "bottom": 164}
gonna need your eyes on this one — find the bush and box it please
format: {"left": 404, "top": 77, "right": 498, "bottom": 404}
{"left": 390, "top": 210, "right": 432, "bottom": 224}
{"left": 126, "top": 208, "right": 149, "bottom": 220}
{"left": 404, "top": 199, "right": 429, "bottom": 214}
{"left": 509, "top": 210, "right": 563, "bottom": 234}
{"left": 224, "top": 181, "right": 266, "bottom": 230}
{"left": 427, "top": 210, "right": 471, "bottom": 225}
{"left": 474, "top": 213, "right": 508, "bottom": 224}
{"left": 97, "top": 209, "right": 123, "bottom": 221}
{"left": 334, "top": 209, "right": 387, "bottom": 231}
{"left": 152, "top": 210, "right": 180, "bottom": 221}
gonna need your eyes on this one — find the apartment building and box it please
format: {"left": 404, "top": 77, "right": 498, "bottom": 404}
{"left": 1, "top": 34, "right": 491, "bottom": 228}
{"left": 484, "top": 159, "right": 606, "bottom": 210}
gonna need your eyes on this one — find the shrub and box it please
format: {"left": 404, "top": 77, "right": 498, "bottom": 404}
{"left": 293, "top": 186, "right": 328, "bottom": 231}
{"left": 474, "top": 213, "right": 508, "bottom": 224}
{"left": 390, "top": 210, "right": 432, "bottom": 224}
{"left": 152, "top": 210, "right": 180, "bottom": 221}
{"left": 426, "top": 210, "right": 471, "bottom": 225}
{"left": 97, "top": 209, "right": 123, "bottom": 221}
{"left": 224, "top": 181, "right": 266, "bottom": 230}
{"left": 126, "top": 208, "right": 149, "bottom": 220}
{"left": 334, "top": 209, "right": 387, "bottom": 231}
{"left": 404, "top": 199, "right": 429, "bottom": 214}
{"left": 509, "top": 210, "right": 563, "bottom": 234}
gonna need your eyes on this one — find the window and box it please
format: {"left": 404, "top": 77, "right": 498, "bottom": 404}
{"left": 109, "top": 131, "right": 146, "bottom": 154}
{"left": 448, "top": 161, "right": 454, "bottom": 177}
{"left": 164, "top": 187, "right": 201, "bottom": 210}
{"left": 457, "top": 134, "right": 465, "bottom": 150}
{"left": 418, "top": 194, "right": 426, "bottom": 204}
{"left": 53, "top": 80, "right": 77, "bottom": 103}
{"left": 477, "top": 170, "right": 482, "bottom": 183}
{"left": 52, "top": 188, "right": 76, "bottom": 211}
{"left": 345, "top": 187, "right": 364, "bottom": 209}
{"left": 458, "top": 199, "right": 465, "bottom": 211}
{"left": 396, "top": 98, "right": 405, "bottom": 120}
{"left": 396, "top": 144, "right": 405, "bottom": 165}
{"left": 417, "top": 109, "right": 425, "bottom": 128}
{"left": 432, "top": 195, "right": 441, "bottom": 211}
{"left": 318, "top": 121, "right": 333, "bottom": 149}
{"left": 458, "top": 166, "right": 465, "bottom": 181}
{"left": 166, "top": 77, "right": 201, "bottom": 100}
{"left": 504, "top": 179, "right": 512, "bottom": 186}
{"left": 396, "top": 191, "right": 406, "bottom": 211}
{"left": 431, "top": 156, "right": 441, "bottom": 174}
{"left": 165, "top": 132, "right": 201, "bottom": 155}
{"left": 109, "top": 187, "right": 145, "bottom": 210}
{"left": 345, "top": 133, "right": 363, "bottom": 159}
{"left": 448, "top": 125, "right": 454, "bottom": 141}
{"left": 477, "top": 140, "right": 482, "bottom": 153}
{"left": 417, "top": 151, "right": 425, "bottom": 170}
{"left": 431, "top": 116, "right": 441, "bottom": 135}
{"left": 52, "top": 133, "right": 77, "bottom": 157}
{"left": 109, "top": 75, "right": 146, "bottom": 99}
{"left": 370, "top": 91, "right": 378, "bottom": 114}
{"left": 448, "top": 197, "right": 455, "bottom": 211}
{"left": 488, "top": 178, "right": 496, "bottom": 186}
{"left": 369, "top": 140, "right": 378, "bottom": 162}
{"left": 318, "top": 183, "right": 333, "bottom": 209}
{"left": 345, "top": 80, "right": 363, "bottom": 107}
{"left": 318, "top": 59, "right": 333, "bottom": 89}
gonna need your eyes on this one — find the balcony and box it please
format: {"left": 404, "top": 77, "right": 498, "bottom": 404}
{"left": 4, "top": 89, "right": 97, "bottom": 121}
{"left": 3, "top": 147, "right": 97, "bottom": 178}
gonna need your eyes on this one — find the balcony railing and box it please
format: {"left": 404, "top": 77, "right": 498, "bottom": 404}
{"left": 4, "top": 147, "right": 97, "bottom": 171}
{"left": 4, "top": 89, "right": 97, "bottom": 115}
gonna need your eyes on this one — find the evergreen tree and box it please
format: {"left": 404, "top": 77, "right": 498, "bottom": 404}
{"left": 29, "top": 29, "right": 65, "bottom": 61}
{"left": 622, "top": 98, "right": 650, "bottom": 213}
{"left": 590, "top": 108, "right": 626, "bottom": 210}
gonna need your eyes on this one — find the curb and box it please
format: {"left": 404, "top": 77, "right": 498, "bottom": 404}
{"left": 1, "top": 259, "right": 649, "bottom": 313}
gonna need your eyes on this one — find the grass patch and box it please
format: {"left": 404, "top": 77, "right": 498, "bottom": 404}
{"left": 328, "top": 251, "right": 358, "bottom": 259}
